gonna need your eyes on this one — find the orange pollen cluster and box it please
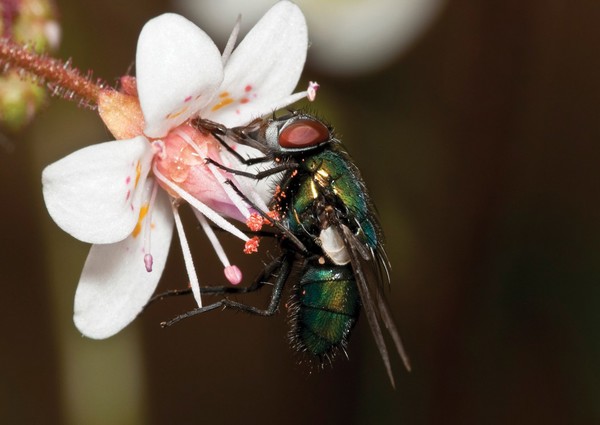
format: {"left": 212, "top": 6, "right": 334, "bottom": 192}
{"left": 243, "top": 236, "right": 260, "bottom": 254}
{"left": 264, "top": 210, "right": 280, "bottom": 225}
{"left": 246, "top": 212, "right": 264, "bottom": 231}
{"left": 273, "top": 184, "right": 287, "bottom": 201}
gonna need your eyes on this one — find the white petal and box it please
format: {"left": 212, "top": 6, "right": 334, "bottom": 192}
{"left": 204, "top": 1, "right": 307, "bottom": 127}
{"left": 42, "top": 136, "right": 153, "bottom": 244}
{"left": 137, "top": 13, "right": 224, "bottom": 138}
{"left": 74, "top": 184, "right": 174, "bottom": 339}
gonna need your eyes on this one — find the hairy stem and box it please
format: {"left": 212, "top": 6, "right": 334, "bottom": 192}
{"left": 0, "top": 38, "right": 105, "bottom": 107}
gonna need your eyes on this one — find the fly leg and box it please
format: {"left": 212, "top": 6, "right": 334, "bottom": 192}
{"left": 147, "top": 253, "right": 283, "bottom": 306}
{"left": 221, "top": 179, "right": 312, "bottom": 257}
{"left": 194, "top": 117, "right": 272, "bottom": 164}
{"left": 205, "top": 156, "right": 298, "bottom": 179}
{"left": 160, "top": 254, "right": 293, "bottom": 327}
{"left": 195, "top": 119, "right": 309, "bottom": 255}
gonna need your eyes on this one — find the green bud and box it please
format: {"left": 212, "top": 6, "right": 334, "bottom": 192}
{"left": 13, "top": 0, "right": 60, "bottom": 52}
{"left": 0, "top": 0, "right": 59, "bottom": 131}
{"left": 0, "top": 70, "right": 46, "bottom": 132}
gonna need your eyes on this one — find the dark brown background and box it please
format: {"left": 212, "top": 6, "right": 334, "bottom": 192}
{"left": 1, "top": 0, "right": 599, "bottom": 424}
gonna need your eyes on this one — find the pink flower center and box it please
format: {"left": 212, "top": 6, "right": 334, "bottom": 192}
{"left": 153, "top": 125, "right": 215, "bottom": 194}
{"left": 152, "top": 124, "right": 252, "bottom": 223}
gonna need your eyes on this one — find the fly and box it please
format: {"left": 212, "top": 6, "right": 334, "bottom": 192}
{"left": 155, "top": 111, "right": 411, "bottom": 387}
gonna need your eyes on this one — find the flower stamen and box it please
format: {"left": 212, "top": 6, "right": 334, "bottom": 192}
{"left": 192, "top": 209, "right": 243, "bottom": 285}
{"left": 222, "top": 14, "right": 241, "bottom": 65}
{"left": 244, "top": 236, "right": 260, "bottom": 254}
{"left": 143, "top": 178, "right": 159, "bottom": 272}
{"left": 261, "top": 80, "right": 320, "bottom": 114}
{"left": 152, "top": 163, "right": 249, "bottom": 242}
{"left": 307, "top": 81, "right": 320, "bottom": 102}
{"left": 206, "top": 163, "right": 251, "bottom": 219}
{"left": 246, "top": 212, "right": 264, "bottom": 231}
{"left": 174, "top": 127, "right": 253, "bottom": 220}
{"left": 172, "top": 202, "right": 202, "bottom": 308}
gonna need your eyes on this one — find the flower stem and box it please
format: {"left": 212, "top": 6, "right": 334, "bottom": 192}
{"left": 0, "top": 38, "right": 105, "bottom": 108}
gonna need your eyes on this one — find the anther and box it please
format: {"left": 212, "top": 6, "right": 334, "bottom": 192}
{"left": 246, "top": 212, "right": 264, "bottom": 231}
{"left": 224, "top": 265, "right": 243, "bottom": 285}
{"left": 143, "top": 179, "right": 159, "bottom": 273}
{"left": 144, "top": 254, "right": 153, "bottom": 272}
{"left": 192, "top": 209, "right": 244, "bottom": 286}
{"left": 244, "top": 236, "right": 260, "bottom": 254}
{"left": 307, "top": 81, "right": 320, "bottom": 102}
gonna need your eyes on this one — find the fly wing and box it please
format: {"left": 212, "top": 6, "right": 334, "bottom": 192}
{"left": 341, "top": 225, "right": 411, "bottom": 388}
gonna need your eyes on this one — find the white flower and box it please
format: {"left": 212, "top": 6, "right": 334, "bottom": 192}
{"left": 174, "top": 0, "right": 445, "bottom": 75}
{"left": 42, "top": 1, "right": 311, "bottom": 339}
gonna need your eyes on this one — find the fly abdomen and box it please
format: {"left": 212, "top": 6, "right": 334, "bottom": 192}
{"left": 289, "top": 265, "right": 360, "bottom": 359}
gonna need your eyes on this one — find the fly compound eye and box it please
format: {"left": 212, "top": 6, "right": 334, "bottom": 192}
{"left": 278, "top": 119, "right": 330, "bottom": 149}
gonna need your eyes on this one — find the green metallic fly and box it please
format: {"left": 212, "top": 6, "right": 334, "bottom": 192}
{"left": 161, "top": 111, "right": 411, "bottom": 387}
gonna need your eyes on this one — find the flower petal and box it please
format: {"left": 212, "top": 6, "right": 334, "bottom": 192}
{"left": 204, "top": 1, "right": 307, "bottom": 127}
{"left": 74, "top": 182, "right": 174, "bottom": 339}
{"left": 136, "top": 13, "right": 224, "bottom": 138}
{"left": 42, "top": 136, "right": 153, "bottom": 244}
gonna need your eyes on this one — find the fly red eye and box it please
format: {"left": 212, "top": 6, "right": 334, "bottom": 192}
{"left": 279, "top": 119, "right": 330, "bottom": 148}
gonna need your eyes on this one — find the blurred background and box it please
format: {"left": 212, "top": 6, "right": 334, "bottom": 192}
{"left": 1, "top": 0, "right": 599, "bottom": 424}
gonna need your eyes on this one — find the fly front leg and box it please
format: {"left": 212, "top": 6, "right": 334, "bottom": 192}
{"left": 148, "top": 253, "right": 286, "bottom": 306}
{"left": 205, "top": 157, "right": 297, "bottom": 179}
{"left": 221, "top": 179, "right": 312, "bottom": 257}
{"left": 194, "top": 117, "right": 271, "bottom": 164}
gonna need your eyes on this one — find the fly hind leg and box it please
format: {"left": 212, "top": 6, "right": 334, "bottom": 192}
{"left": 160, "top": 254, "right": 294, "bottom": 327}
{"left": 148, "top": 252, "right": 283, "bottom": 306}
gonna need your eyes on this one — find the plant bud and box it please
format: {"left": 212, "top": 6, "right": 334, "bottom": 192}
{"left": 0, "top": 0, "right": 59, "bottom": 131}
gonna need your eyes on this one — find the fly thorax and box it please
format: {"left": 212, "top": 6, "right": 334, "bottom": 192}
{"left": 319, "top": 226, "right": 350, "bottom": 265}
{"left": 313, "top": 167, "right": 332, "bottom": 188}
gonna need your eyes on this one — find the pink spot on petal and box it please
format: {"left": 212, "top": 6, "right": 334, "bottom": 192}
{"left": 184, "top": 95, "right": 192, "bottom": 102}
{"left": 245, "top": 85, "right": 252, "bottom": 92}
{"left": 224, "top": 265, "right": 242, "bottom": 285}
{"left": 240, "top": 98, "right": 249, "bottom": 104}
{"left": 125, "top": 176, "right": 131, "bottom": 184}
{"left": 126, "top": 190, "right": 131, "bottom": 201}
